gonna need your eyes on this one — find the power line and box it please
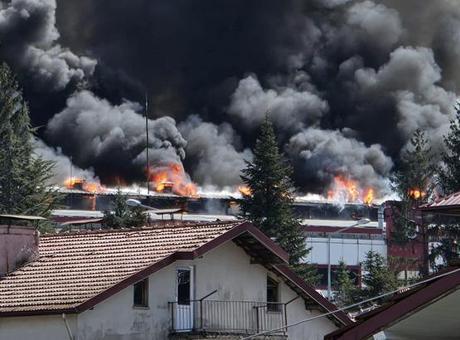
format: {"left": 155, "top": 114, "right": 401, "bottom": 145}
{"left": 240, "top": 267, "right": 460, "bottom": 339}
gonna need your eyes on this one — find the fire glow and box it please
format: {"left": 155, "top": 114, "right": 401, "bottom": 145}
{"left": 327, "top": 175, "right": 375, "bottom": 205}
{"left": 148, "top": 162, "right": 198, "bottom": 196}
{"left": 409, "top": 188, "right": 426, "bottom": 200}
{"left": 238, "top": 185, "right": 252, "bottom": 196}
{"left": 64, "top": 177, "right": 104, "bottom": 193}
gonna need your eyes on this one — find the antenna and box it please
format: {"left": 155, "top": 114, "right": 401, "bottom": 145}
{"left": 145, "top": 93, "right": 150, "bottom": 195}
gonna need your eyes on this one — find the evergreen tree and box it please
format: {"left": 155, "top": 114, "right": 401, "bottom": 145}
{"left": 240, "top": 117, "right": 318, "bottom": 283}
{"left": 361, "top": 251, "right": 398, "bottom": 300}
{"left": 432, "top": 108, "right": 460, "bottom": 270}
{"left": 103, "top": 189, "right": 147, "bottom": 229}
{"left": 439, "top": 107, "right": 460, "bottom": 195}
{"left": 391, "top": 129, "right": 434, "bottom": 244}
{"left": 0, "top": 63, "right": 58, "bottom": 231}
{"left": 333, "top": 261, "right": 360, "bottom": 307}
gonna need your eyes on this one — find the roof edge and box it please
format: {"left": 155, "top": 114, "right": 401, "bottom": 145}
{"left": 273, "top": 264, "right": 353, "bottom": 326}
{"left": 325, "top": 268, "right": 460, "bottom": 339}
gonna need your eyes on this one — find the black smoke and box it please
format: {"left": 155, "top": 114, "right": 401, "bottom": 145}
{"left": 1, "top": 0, "right": 459, "bottom": 196}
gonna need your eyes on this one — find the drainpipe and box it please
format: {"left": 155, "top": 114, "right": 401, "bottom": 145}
{"left": 62, "top": 313, "right": 74, "bottom": 340}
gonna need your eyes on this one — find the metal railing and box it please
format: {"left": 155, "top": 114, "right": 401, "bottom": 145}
{"left": 169, "top": 299, "right": 287, "bottom": 335}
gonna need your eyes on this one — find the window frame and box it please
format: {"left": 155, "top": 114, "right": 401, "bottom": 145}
{"left": 266, "top": 275, "right": 281, "bottom": 313}
{"left": 133, "top": 278, "right": 149, "bottom": 308}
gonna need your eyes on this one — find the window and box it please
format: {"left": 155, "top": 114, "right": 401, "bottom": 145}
{"left": 133, "top": 278, "right": 149, "bottom": 307}
{"left": 177, "top": 269, "right": 191, "bottom": 305}
{"left": 267, "top": 276, "right": 280, "bottom": 312}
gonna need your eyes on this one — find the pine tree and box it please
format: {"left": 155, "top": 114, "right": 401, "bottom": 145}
{"left": 361, "top": 251, "right": 398, "bottom": 300}
{"left": 431, "top": 109, "right": 460, "bottom": 271}
{"left": 391, "top": 129, "right": 434, "bottom": 244}
{"left": 103, "top": 189, "right": 146, "bottom": 229}
{"left": 439, "top": 107, "right": 460, "bottom": 195}
{"left": 333, "top": 261, "right": 360, "bottom": 307}
{"left": 0, "top": 63, "right": 58, "bottom": 231}
{"left": 240, "top": 117, "right": 318, "bottom": 284}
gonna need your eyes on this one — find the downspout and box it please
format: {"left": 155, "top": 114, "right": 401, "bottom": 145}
{"left": 62, "top": 313, "right": 75, "bottom": 340}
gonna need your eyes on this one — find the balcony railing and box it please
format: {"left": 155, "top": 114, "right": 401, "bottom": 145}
{"left": 169, "top": 299, "right": 287, "bottom": 336}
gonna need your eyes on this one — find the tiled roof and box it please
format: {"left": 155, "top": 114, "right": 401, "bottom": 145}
{"left": 0, "top": 221, "right": 241, "bottom": 314}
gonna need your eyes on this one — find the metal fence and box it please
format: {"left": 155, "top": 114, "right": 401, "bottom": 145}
{"left": 169, "top": 300, "right": 287, "bottom": 335}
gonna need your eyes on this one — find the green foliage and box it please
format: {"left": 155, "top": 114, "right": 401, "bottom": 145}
{"left": 361, "top": 251, "right": 398, "bottom": 300}
{"left": 103, "top": 189, "right": 147, "bottom": 229}
{"left": 439, "top": 107, "right": 460, "bottom": 195}
{"left": 430, "top": 109, "right": 460, "bottom": 269}
{"left": 0, "top": 63, "right": 59, "bottom": 233}
{"left": 240, "top": 117, "right": 317, "bottom": 284}
{"left": 391, "top": 129, "right": 434, "bottom": 244}
{"left": 333, "top": 261, "right": 360, "bottom": 307}
{"left": 427, "top": 223, "right": 460, "bottom": 271}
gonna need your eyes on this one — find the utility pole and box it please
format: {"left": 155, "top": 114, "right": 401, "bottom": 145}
{"left": 145, "top": 93, "right": 150, "bottom": 195}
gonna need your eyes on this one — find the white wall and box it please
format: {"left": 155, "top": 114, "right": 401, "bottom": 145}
{"left": 0, "top": 314, "right": 77, "bottom": 340}
{"left": 0, "top": 241, "right": 340, "bottom": 340}
{"left": 306, "top": 236, "right": 387, "bottom": 266}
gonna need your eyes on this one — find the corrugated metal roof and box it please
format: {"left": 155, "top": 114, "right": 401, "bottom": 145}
{"left": 421, "top": 192, "right": 460, "bottom": 210}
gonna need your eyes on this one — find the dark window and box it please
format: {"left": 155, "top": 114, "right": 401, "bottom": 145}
{"left": 267, "top": 276, "right": 280, "bottom": 312}
{"left": 177, "top": 269, "right": 191, "bottom": 305}
{"left": 133, "top": 278, "right": 149, "bottom": 307}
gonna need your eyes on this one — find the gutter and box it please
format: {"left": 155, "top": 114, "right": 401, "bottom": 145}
{"left": 62, "top": 313, "right": 75, "bottom": 340}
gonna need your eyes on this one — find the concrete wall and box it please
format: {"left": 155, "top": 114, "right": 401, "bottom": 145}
{"left": 0, "top": 314, "right": 77, "bottom": 340}
{"left": 0, "top": 241, "right": 339, "bottom": 340}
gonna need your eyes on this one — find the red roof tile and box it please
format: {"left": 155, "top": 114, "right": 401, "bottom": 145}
{"left": 0, "top": 221, "right": 241, "bottom": 314}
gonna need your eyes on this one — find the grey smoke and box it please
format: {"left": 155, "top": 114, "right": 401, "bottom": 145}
{"left": 346, "top": 1, "right": 403, "bottom": 52}
{"left": 0, "top": 0, "right": 459, "bottom": 195}
{"left": 228, "top": 75, "right": 328, "bottom": 132}
{"left": 179, "top": 115, "right": 252, "bottom": 187}
{"left": 354, "top": 46, "right": 456, "bottom": 150}
{"left": 46, "top": 91, "right": 186, "bottom": 182}
{"left": 33, "top": 137, "right": 97, "bottom": 184}
{"left": 286, "top": 127, "right": 393, "bottom": 193}
{"left": 0, "top": 0, "right": 96, "bottom": 91}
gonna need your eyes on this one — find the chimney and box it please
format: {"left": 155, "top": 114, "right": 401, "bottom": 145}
{"left": 0, "top": 217, "right": 40, "bottom": 277}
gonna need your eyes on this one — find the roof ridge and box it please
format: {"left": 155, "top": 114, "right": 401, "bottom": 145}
{"left": 41, "top": 220, "right": 243, "bottom": 238}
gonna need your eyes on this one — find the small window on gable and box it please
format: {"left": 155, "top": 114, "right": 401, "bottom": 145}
{"left": 133, "top": 278, "right": 149, "bottom": 307}
{"left": 267, "top": 276, "right": 280, "bottom": 312}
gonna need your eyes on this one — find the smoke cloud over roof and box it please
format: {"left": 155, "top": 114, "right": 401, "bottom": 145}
{"left": 1, "top": 0, "right": 459, "bottom": 196}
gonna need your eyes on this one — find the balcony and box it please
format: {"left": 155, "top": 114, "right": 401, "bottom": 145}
{"left": 169, "top": 299, "right": 287, "bottom": 338}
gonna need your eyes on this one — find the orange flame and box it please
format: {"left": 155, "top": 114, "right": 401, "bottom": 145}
{"left": 408, "top": 188, "right": 425, "bottom": 200}
{"left": 64, "top": 177, "right": 104, "bottom": 193}
{"left": 328, "top": 175, "right": 375, "bottom": 205}
{"left": 363, "top": 188, "right": 374, "bottom": 205}
{"left": 64, "top": 177, "right": 83, "bottom": 188}
{"left": 148, "top": 162, "right": 198, "bottom": 197}
{"left": 238, "top": 185, "right": 252, "bottom": 196}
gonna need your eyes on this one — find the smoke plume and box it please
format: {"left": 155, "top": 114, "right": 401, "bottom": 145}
{"left": 46, "top": 91, "right": 186, "bottom": 184}
{"left": 0, "top": 0, "right": 95, "bottom": 91}
{"left": 32, "top": 137, "right": 97, "bottom": 184}
{"left": 0, "top": 0, "right": 459, "bottom": 195}
{"left": 179, "top": 115, "right": 252, "bottom": 188}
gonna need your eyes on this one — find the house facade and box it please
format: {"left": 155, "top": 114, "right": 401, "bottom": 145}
{"left": 0, "top": 221, "right": 351, "bottom": 339}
